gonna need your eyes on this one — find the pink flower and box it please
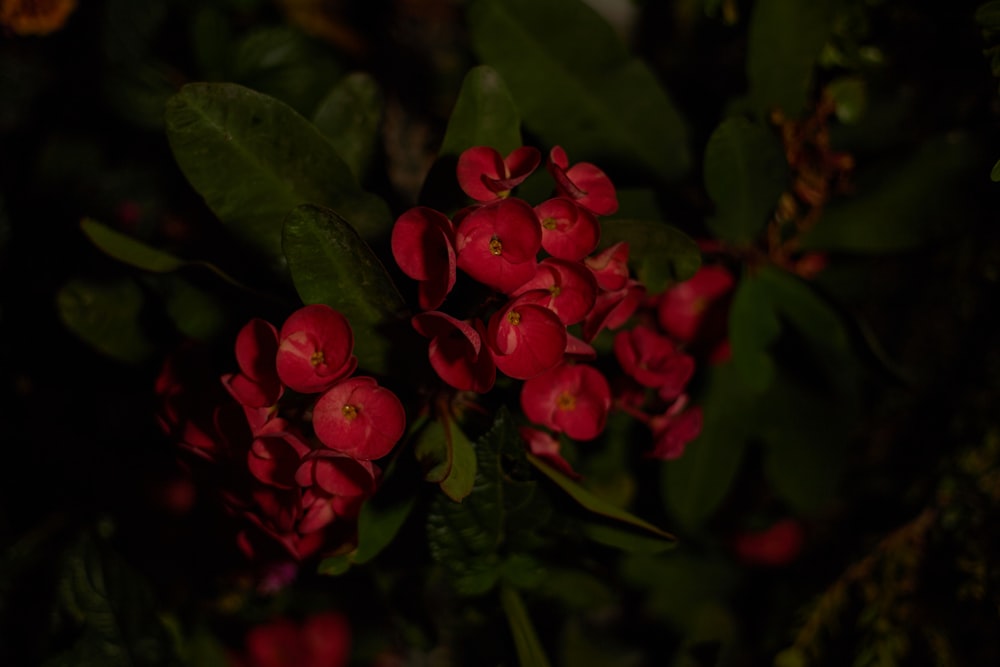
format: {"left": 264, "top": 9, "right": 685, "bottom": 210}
{"left": 223, "top": 318, "right": 284, "bottom": 408}
{"left": 411, "top": 311, "right": 495, "bottom": 393}
{"left": 455, "top": 198, "right": 541, "bottom": 293}
{"left": 546, "top": 146, "right": 618, "bottom": 216}
{"left": 456, "top": 145, "right": 541, "bottom": 202}
{"left": 519, "top": 426, "right": 581, "bottom": 479}
{"left": 613, "top": 326, "right": 695, "bottom": 399}
{"left": 295, "top": 452, "right": 379, "bottom": 533}
{"left": 391, "top": 207, "right": 457, "bottom": 311}
{"left": 647, "top": 395, "right": 702, "bottom": 460}
{"left": 512, "top": 258, "right": 598, "bottom": 326}
{"left": 276, "top": 305, "right": 357, "bottom": 394}
{"left": 733, "top": 518, "right": 805, "bottom": 566}
{"left": 534, "top": 197, "right": 600, "bottom": 260}
{"left": 487, "top": 292, "right": 567, "bottom": 380}
{"left": 657, "top": 265, "right": 734, "bottom": 343}
{"left": 521, "top": 363, "right": 611, "bottom": 441}
{"left": 312, "top": 377, "right": 406, "bottom": 460}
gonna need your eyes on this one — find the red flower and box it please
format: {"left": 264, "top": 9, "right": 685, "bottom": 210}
{"left": 733, "top": 519, "right": 805, "bottom": 566}
{"left": 391, "top": 207, "right": 457, "bottom": 311}
{"left": 521, "top": 363, "right": 611, "bottom": 441}
{"left": 487, "top": 292, "right": 567, "bottom": 380}
{"left": 581, "top": 280, "right": 646, "bottom": 342}
{"left": 276, "top": 305, "right": 357, "bottom": 394}
{"left": 456, "top": 145, "right": 541, "bottom": 202}
{"left": 534, "top": 197, "right": 600, "bottom": 260}
{"left": 455, "top": 198, "right": 541, "bottom": 293}
{"left": 234, "top": 611, "right": 351, "bottom": 667}
{"left": 647, "top": 395, "right": 702, "bottom": 460}
{"left": 546, "top": 146, "right": 618, "bottom": 216}
{"left": 295, "top": 452, "right": 379, "bottom": 533}
{"left": 657, "top": 265, "right": 734, "bottom": 343}
{"left": 247, "top": 419, "right": 312, "bottom": 490}
{"left": 312, "top": 377, "right": 406, "bottom": 460}
{"left": 224, "top": 318, "right": 284, "bottom": 408}
{"left": 412, "top": 311, "right": 495, "bottom": 392}
{"left": 584, "top": 241, "right": 630, "bottom": 291}
{"left": 613, "top": 326, "right": 695, "bottom": 399}
{"left": 519, "top": 426, "right": 581, "bottom": 479}
{"left": 512, "top": 258, "right": 598, "bottom": 326}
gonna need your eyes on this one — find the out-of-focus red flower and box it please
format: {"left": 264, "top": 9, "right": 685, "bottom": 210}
{"left": 276, "top": 305, "right": 357, "bottom": 394}
{"left": 582, "top": 280, "right": 646, "bottom": 342}
{"left": 584, "top": 241, "right": 630, "bottom": 291}
{"left": 733, "top": 518, "right": 805, "bottom": 566}
{"left": 455, "top": 198, "right": 541, "bottom": 293}
{"left": 647, "top": 395, "right": 702, "bottom": 460}
{"left": 247, "top": 419, "right": 312, "bottom": 490}
{"left": 521, "top": 363, "right": 611, "bottom": 441}
{"left": 535, "top": 197, "right": 600, "bottom": 261}
{"left": 512, "top": 258, "right": 598, "bottom": 326}
{"left": 412, "top": 311, "right": 495, "bottom": 392}
{"left": 519, "top": 426, "right": 581, "bottom": 479}
{"left": 613, "top": 326, "right": 695, "bottom": 399}
{"left": 312, "top": 377, "right": 405, "bottom": 460}
{"left": 232, "top": 611, "right": 351, "bottom": 667}
{"left": 487, "top": 292, "right": 567, "bottom": 380}
{"left": 456, "top": 145, "right": 541, "bottom": 202}
{"left": 391, "top": 207, "right": 457, "bottom": 311}
{"left": 657, "top": 265, "right": 734, "bottom": 344}
{"left": 547, "top": 146, "right": 618, "bottom": 216}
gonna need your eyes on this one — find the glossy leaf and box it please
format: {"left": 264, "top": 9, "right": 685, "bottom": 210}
{"left": 728, "top": 275, "right": 780, "bottom": 393}
{"left": 468, "top": 0, "right": 689, "bottom": 181}
{"left": 440, "top": 421, "right": 478, "bottom": 502}
{"left": 165, "top": 83, "right": 392, "bottom": 269}
{"left": 600, "top": 219, "right": 702, "bottom": 292}
{"left": 312, "top": 72, "right": 384, "bottom": 179}
{"left": 413, "top": 417, "right": 478, "bottom": 501}
{"left": 747, "top": 0, "right": 837, "bottom": 117}
{"left": 528, "top": 454, "right": 675, "bottom": 543}
{"left": 703, "top": 117, "right": 788, "bottom": 245}
{"left": 282, "top": 204, "right": 407, "bottom": 374}
{"left": 80, "top": 218, "right": 183, "bottom": 273}
{"left": 56, "top": 278, "right": 153, "bottom": 364}
{"left": 414, "top": 419, "right": 452, "bottom": 483}
{"left": 439, "top": 65, "right": 522, "bottom": 158}
{"left": 992, "top": 158, "right": 1000, "bottom": 183}
{"left": 800, "top": 133, "right": 979, "bottom": 252}
{"left": 500, "top": 585, "right": 553, "bottom": 667}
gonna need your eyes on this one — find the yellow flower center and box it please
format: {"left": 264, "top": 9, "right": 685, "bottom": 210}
{"left": 310, "top": 350, "right": 325, "bottom": 367}
{"left": 507, "top": 310, "right": 521, "bottom": 326}
{"left": 548, "top": 285, "right": 561, "bottom": 297}
{"left": 556, "top": 391, "right": 576, "bottom": 411}
{"left": 489, "top": 236, "right": 503, "bottom": 256}
{"left": 542, "top": 217, "right": 558, "bottom": 231}
{"left": 341, "top": 404, "right": 358, "bottom": 420}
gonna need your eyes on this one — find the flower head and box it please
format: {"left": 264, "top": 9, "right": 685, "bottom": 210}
{"left": 455, "top": 198, "right": 541, "bottom": 293}
{"left": 547, "top": 146, "right": 618, "bottom": 216}
{"left": 535, "top": 197, "right": 600, "bottom": 261}
{"left": 276, "top": 305, "right": 357, "bottom": 394}
{"left": 391, "top": 207, "right": 457, "bottom": 311}
{"left": 487, "top": 292, "right": 567, "bottom": 380}
{"left": 456, "top": 145, "right": 541, "bottom": 202}
{"left": 521, "top": 363, "right": 611, "bottom": 441}
{"left": 312, "top": 377, "right": 405, "bottom": 460}
{"left": 412, "top": 311, "right": 495, "bottom": 392}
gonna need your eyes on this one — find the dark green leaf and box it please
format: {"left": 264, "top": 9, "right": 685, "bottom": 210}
{"left": 159, "top": 276, "right": 226, "bottom": 342}
{"left": 976, "top": 1, "right": 1000, "bottom": 33}
{"left": 825, "top": 77, "right": 867, "bottom": 125}
{"left": 537, "top": 568, "right": 616, "bottom": 611}
{"left": 662, "top": 364, "right": 752, "bottom": 529}
{"left": 413, "top": 417, "right": 478, "bottom": 501}
{"left": 581, "top": 521, "right": 676, "bottom": 554}
{"left": 802, "top": 133, "right": 979, "bottom": 252}
{"left": 992, "top": 158, "right": 1000, "bottom": 182}
{"left": 728, "top": 275, "right": 780, "bottom": 393}
{"left": 56, "top": 278, "right": 153, "bottom": 364}
{"left": 703, "top": 117, "right": 788, "bottom": 245}
{"left": 312, "top": 72, "right": 384, "bottom": 179}
{"left": 747, "top": 0, "right": 837, "bottom": 117}
{"left": 81, "top": 219, "right": 184, "bottom": 273}
{"left": 439, "top": 65, "right": 522, "bottom": 158}
{"left": 190, "top": 7, "right": 233, "bottom": 81}
{"left": 414, "top": 419, "right": 452, "bottom": 483}
{"left": 440, "top": 421, "right": 477, "bottom": 502}
{"left": 600, "top": 219, "right": 702, "bottom": 291}
{"left": 528, "top": 454, "right": 675, "bottom": 543}
{"left": 468, "top": 0, "right": 689, "bottom": 181}
{"left": 282, "top": 204, "right": 407, "bottom": 374}
{"left": 165, "top": 83, "right": 392, "bottom": 269}
{"left": 500, "top": 585, "right": 553, "bottom": 667}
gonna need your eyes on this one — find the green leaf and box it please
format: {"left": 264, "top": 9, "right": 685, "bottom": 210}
{"left": 599, "top": 219, "right": 702, "bottom": 291}
{"left": 312, "top": 72, "right": 384, "bottom": 179}
{"left": 703, "top": 117, "right": 788, "bottom": 245}
{"left": 81, "top": 219, "right": 184, "bottom": 273}
{"left": 414, "top": 419, "right": 453, "bottom": 483}
{"left": 662, "top": 364, "right": 752, "bottom": 529}
{"left": 728, "top": 275, "right": 780, "bottom": 393}
{"left": 825, "top": 77, "right": 867, "bottom": 125}
{"left": 159, "top": 276, "right": 226, "bottom": 342}
{"left": 537, "top": 568, "right": 616, "bottom": 611}
{"left": 468, "top": 0, "right": 690, "bottom": 181}
{"left": 165, "top": 82, "right": 392, "bottom": 270}
{"left": 440, "top": 422, "right": 478, "bottom": 502}
{"left": 528, "top": 454, "right": 675, "bottom": 543}
{"left": 500, "top": 585, "right": 553, "bottom": 667}
{"left": 747, "top": 0, "right": 838, "bottom": 117}
{"left": 282, "top": 204, "right": 407, "bottom": 374}
{"left": 800, "top": 133, "right": 980, "bottom": 252}
{"left": 56, "top": 278, "right": 153, "bottom": 364}
{"left": 413, "top": 417, "right": 478, "bottom": 501}
{"left": 581, "top": 521, "right": 675, "bottom": 554}
{"left": 439, "top": 65, "right": 523, "bottom": 158}
{"left": 991, "top": 158, "right": 1000, "bottom": 182}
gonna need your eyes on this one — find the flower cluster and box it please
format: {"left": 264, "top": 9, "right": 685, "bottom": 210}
{"left": 157, "top": 304, "right": 405, "bottom": 566}
{"left": 392, "top": 145, "right": 704, "bottom": 468}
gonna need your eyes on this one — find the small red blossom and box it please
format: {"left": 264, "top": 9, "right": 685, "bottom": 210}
{"left": 391, "top": 207, "right": 457, "bottom": 311}
{"left": 534, "top": 197, "right": 600, "bottom": 260}
{"left": 276, "top": 305, "right": 357, "bottom": 394}
{"left": 519, "top": 426, "right": 581, "bottom": 479}
{"left": 733, "top": 518, "right": 805, "bottom": 566}
{"left": 521, "top": 363, "right": 612, "bottom": 441}
{"left": 455, "top": 198, "right": 541, "bottom": 293}
{"left": 233, "top": 611, "right": 351, "bottom": 667}
{"left": 487, "top": 293, "right": 567, "bottom": 380}
{"left": 224, "top": 318, "right": 283, "bottom": 408}
{"left": 312, "top": 377, "right": 406, "bottom": 459}
{"left": 247, "top": 419, "right": 312, "bottom": 490}
{"left": 657, "top": 265, "right": 735, "bottom": 343}
{"left": 613, "top": 325, "right": 695, "bottom": 399}
{"left": 512, "top": 258, "right": 598, "bottom": 325}
{"left": 582, "top": 280, "right": 646, "bottom": 342}
{"left": 412, "top": 311, "right": 495, "bottom": 392}
{"left": 584, "top": 241, "right": 631, "bottom": 291}
{"left": 647, "top": 395, "right": 702, "bottom": 460}
{"left": 295, "top": 452, "right": 379, "bottom": 533}
{"left": 456, "top": 145, "right": 541, "bottom": 202}
{"left": 547, "top": 146, "right": 619, "bottom": 216}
